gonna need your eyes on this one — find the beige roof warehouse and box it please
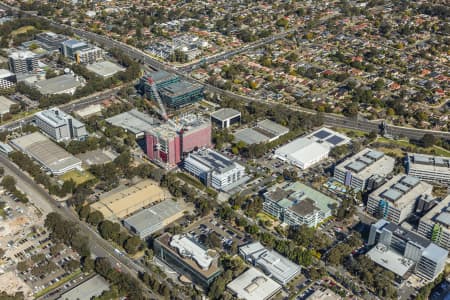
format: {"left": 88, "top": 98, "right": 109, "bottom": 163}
{"left": 91, "top": 179, "right": 167, "bottom": 219}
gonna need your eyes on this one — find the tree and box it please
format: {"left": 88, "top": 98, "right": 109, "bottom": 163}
{"left": 81, "top": 256, "right": 94, "bottom": 272}
{"left": 123, "top": 236, "right": 142, "bottom": 254}
{"left": 86, "top": 210, "right": 104, "bottom": 226}
{"left": 1, "top": 175, "right": 15, "bottom": 191}
{"left": 421, "top": 134, "right": 436, "bottom": 148}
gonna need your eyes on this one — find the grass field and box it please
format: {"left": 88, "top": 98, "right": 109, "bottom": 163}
{"left": 374, "top": 137, "right": 450, "bottom": 158}
{"left": 59, "top": 170, "right": 96, "bottom": 185}
{"left": 11, "top": 25, "right": 35, "bottom": 36}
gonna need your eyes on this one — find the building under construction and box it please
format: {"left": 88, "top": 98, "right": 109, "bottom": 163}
{"left": 140, "top": 70, "right": 204, "bottom": 108}
{"left": 145, "top": 114, "right": 212, "bottom": 168}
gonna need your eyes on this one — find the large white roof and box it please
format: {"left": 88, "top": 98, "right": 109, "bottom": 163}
{"left": 275, "top": 137, "right": 329, "bottom": 165}
{"left": 227, "top": 267, "right": 281, "bottom": 300}
{"left": 169, "top": 234, "right": 213, "bottom": 270}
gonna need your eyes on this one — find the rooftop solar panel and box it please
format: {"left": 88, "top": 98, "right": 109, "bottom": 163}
{"left": 313, "top": 129, "right": 331, "bottom": 139}
{"left": 326, "top": 135, "right": 345, "bottom": 145}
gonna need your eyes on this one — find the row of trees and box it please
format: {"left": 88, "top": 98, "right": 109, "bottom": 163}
{"left": 9, "top": 151, "right": 76, "bottom": 197}
{"left": 1, "top": 175, "right": 28, "bottom": 203}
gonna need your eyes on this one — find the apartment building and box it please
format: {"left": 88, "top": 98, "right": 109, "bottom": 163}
{"left": 418, "top": 195, "right": 450, "bottom": 251}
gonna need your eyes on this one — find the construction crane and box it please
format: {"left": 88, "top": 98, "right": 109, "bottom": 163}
{"left": 146, "top": 76, "right": 182, "bottom": 130}
{"left": 147, "top": 77, "right": 168, "bottom": 121}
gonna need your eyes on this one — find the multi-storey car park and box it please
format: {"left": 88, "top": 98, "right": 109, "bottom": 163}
{"left": 405, "top": 153, "right": 450, "bottom": 187}
{"left": 334, "top": 148, "right": 395, "bottom": 192}
{"left": 418, "top": 195, "right": 450, "bottom": 251}
{"left": 367, "top": 174, "right": 434, "bottom": 224}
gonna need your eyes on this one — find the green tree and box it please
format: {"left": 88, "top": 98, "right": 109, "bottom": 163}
{"left": 86, "top": 210, "right": 104, "bottom": 226}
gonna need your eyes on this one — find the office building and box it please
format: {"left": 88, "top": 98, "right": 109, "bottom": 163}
{"left": 34, "top": 108, "right": 87, "bottom": 142}
{"left": 61, "top": 39, "right": 103, "bottom": 63}
{"left": 106, "top": 109, "right": 160, "bottom": 138}
{"left": 406, "top": 153, "right": 450, "bottom": 187}
{"left": 91, "top": 180, "right": 166, "bottom": 219}
{"left": 334, "top": 148, "right": 395, "bottom": 191}
{"left": 123, "top": 200, "right": 186, "bottom": 239}
{"left": 140, "top": 71, "right": 204, "bottom": 108}
{"left": 274, "top": 128, "right": 350, "bottom": 169}
{"left": 8, "top": 50, "right": 38, "bottom": 74}
{"left": 367, "top": 174, "right": 434, "bottom": 224}
{"left": 145, "top": 114, "right": 212, "bottom": 168}
{"left": 10, "top": 132, "right": 82, "bottom": 175}
{"left": 367, "top": 220, "right": 448, "bottom": 281}
{"left": 183, "top": 148, "right": 247, "bottom": 191}
{"left": 306, "top": 288, "right": 341, "bottom": 300}
{"left": 154, "top": 233, "right": 223, "bottom": 288}
{"left": 239, "top": 242, "right": 301, "bottom": 285}
{"left": 0, "top": 69, "right": 16, "bottom": 90}
{"left": 227, "top": 267, "right": 282, "bottom": 300}
{"left": 234, "top": 119, "right": 289, "bottom": 145}
{"left": 86, "top": 61, "right": 125, "bottom": 78}
{"left": 263, "top": 182, "right": 337, "bottom": 228}
{"left": 418, "top": 195, "right": 450, "bottom": 250}
{"left": 36, "top": 32, "right": 68, "bottom": 51}
{"left": 210, "top": 108, "right": 241, "bottom": 129}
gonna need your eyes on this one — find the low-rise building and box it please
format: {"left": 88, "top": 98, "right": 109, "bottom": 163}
{"left": 58, "top": 275, "right": 109, "bottom": 300}
{"left": 239, "top": 242, "right": 301, "bottom": 285}
{"left": 34, "top": 74, "right": 83, "bottom": 95}
{"left": 86, "top": 61, "right": 125, "bottom": 78}
{"left": 10, "top": 132, "right": 82, "bottom": 175}
{"left": 406, "top": 153, "right": 450, "bottom": 187}
{"left": 418, "top": 195, "right": 450, "bottom": 251}
{"left": 234, "top": 119, "right": 289, "bottom": 145}
{"left": 210, "top": 108, "right": 241, "bottom": 128}
{"left": 34, "top": 108, "right": 87, "bottom": 142}
{"left": 263, "top": 182, "right": 337, "bottom": 228}
{"left": 123, "top": 200, "right": 186, "bottom": 239}
{"left": 367, "top": 219, "right": 448, "bottom": 281}
{"left": 367, "top": 174, "right": 434, "bottom": 224}
{"left": 91, "top": 179, "right": 166, "bottom": 219}
{"left": 306, "top": 288, "right": 342, "bottom": 300}
{"left": 154, "top": 233, "right": 223, "bottom": 288}
{"left": 183, "top": 148, "right": 247, "bottom": 191}
{"left": 227, "top": 267, "right": 282, "bottom": 300}
{"left": 106, "top": 109, "right": 160, "bottom": 138}
{"left": 334, "top": 148, "right": 395, "bottom": 191}
{"left": 274, "top": 128, "right": 350, "bottom": 169}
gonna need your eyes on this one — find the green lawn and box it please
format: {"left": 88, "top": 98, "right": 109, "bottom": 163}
{"left": 11, "top": 25, "right": 35, "bottom": 36}
{"left": 59, "top": 170, "right": 96, "bottom": 185}
{"left": 374, "top": 137, "right": 450, "bottom": 158}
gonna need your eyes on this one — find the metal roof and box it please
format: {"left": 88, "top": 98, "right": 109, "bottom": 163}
{"left": 210, "top": 108, "right": 241, "bottom": 121}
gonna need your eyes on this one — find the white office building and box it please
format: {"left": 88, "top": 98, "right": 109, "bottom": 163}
{"left": 227, "top": 267, "right": 281, "bottom": 300}
{"left": 8, "top": 50, "right": 38, "bottom": 74}
{"left": 406, "top": 153, "right": 450, "bottom": 187}
{"left": 334, "top": 148, "right": 395, "bottom": 191}
{"left": 418, "top": 195, "right": 450, "bottom": 251}
{"left": 183, "top": 148, "right": 247, "bottom": 191}
{"left": 34, "top": 108, "right": 87, "bottom": 142}
{"left": 274, "top": 128, "right": 350, "bottom": 169}
{"left": 367, "top": 174, "right": 434, "bottom": 224}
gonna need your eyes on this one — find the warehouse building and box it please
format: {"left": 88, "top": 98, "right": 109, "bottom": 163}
{"left": 86, "top": 61, "right": 125, "bottom": 78}
{"left": 334, "top": 148, "right": 395, "bottom": 191}
{"left": 145, "top": 114, "right": 212, "bottom": 168}
{"left": 0, "top": 96, "right": 15, "bottom": 118}
{"left": 123, "top": 200, "right": 186, "bottom": 239}
{"left": 10, "top": 132, "right": 82, "bottom": 175}
{"left": 367, "top": 174, "right": 434, "bottom": 224}
{"left": 227, "top": 267, "right": 282, "bottom": 300}
{"left": 274, "top": 128, "right": 350, "bottom": 169}
{"left": 183, "top": 148, "right": 247, "bottom": 191}
{"left": 234, "top": 119, "right": 289, "bottom": 145}
{"left": 34, "top": 107, "right": 87, "bottom": 142}
{"left": 91, "top": 180, "right": 166, "bottom": 219}
{"left": 210, "top": 108, "right": 241, "bottom": 129}
{"left": 418, "top": 195, "right": 450, "bottom": 251}
{"left": 405, "top": 153, "right": 450, "bottom": 187}
{"left": 368, "top": 219, "right": 448, "bottom": 281}
{"left": 34, "top": 74, "right": 83, "bottom": 95}
{"left": 8, "top": 50, "right": 38, "bottom": 74}
{"left": 239, "top": 242, "right": 301, "bottom": 285}
{"left": 154, "top": 233, "right": 223, "bottom": 288}
{"left": 106, "top": 109, "right": 160, "bottom": 138}
{"left": 263, "top": 182, "right": 337, "bottom": 228}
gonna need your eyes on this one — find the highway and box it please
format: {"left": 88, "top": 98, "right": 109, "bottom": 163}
{"left": 2, "top": 1, "right": 449, "bottom": 140}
